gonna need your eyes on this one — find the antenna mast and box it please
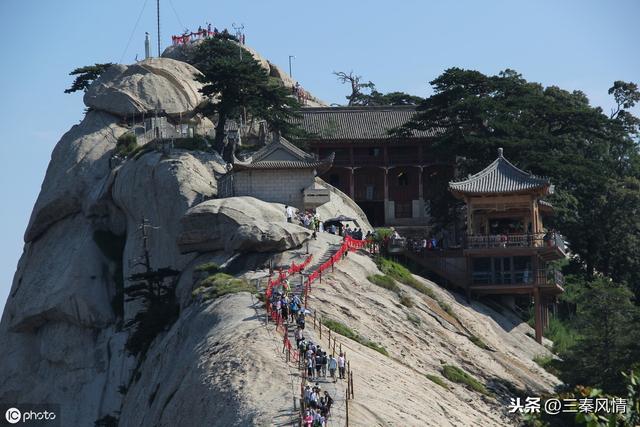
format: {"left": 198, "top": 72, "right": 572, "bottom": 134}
{"left": 156, "top": 0, "right": 161, "bottom": 56}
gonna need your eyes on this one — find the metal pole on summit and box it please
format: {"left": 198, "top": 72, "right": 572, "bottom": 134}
{"left": 288, "top": 55, "right": 295, "bottom": 78}
{"left": 156, "top": 0, "right": 161, "bottom": 56}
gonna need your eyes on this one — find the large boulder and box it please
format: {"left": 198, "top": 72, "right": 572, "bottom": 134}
{"left": 178, "top": 197, "right": 312, "bottom": 253}
{"left": 118, "top": 294, "right": 294, "bottom": 426}
{"left": 111, "top": 150, "right": 223, "bottom": 321}
{"left": 25, "top": 110, "right": 125, "bottom": 242}
{"left": 84, "top": 58, "right": 204, "bottom": 117}
{"left": 5, "top": 214, "right": 116, "bottom": 333}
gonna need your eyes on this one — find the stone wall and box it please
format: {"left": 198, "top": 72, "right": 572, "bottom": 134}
{"left": 233, "top": 169, "right": 314, "bottom": 209}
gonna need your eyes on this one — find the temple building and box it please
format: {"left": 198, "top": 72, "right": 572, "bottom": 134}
{"left": 405, "top": 148, "right": 567, "bottom": 343}
{"left": 295, "top": 106, "right": 451, "bottom": 228}
{"left": 219, "top": 135, "right": 334, "bottom": 209}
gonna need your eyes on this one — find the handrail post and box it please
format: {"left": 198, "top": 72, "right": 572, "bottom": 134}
{"left": 350, "top": 369, "right": 354, "bottom": 399}
{"left": 345, "top": 388, "right": 349, "bottom": 426}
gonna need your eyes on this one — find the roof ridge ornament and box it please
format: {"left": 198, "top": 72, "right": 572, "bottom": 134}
{"left": 498, "top": 147, "right": 504, "bottom": 158}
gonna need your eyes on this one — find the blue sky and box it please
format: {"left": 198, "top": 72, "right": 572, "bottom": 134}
{"left": 0, "top": 0, "right": 639, "bottom": 312}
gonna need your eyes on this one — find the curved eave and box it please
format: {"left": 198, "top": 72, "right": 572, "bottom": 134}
{"left": 233, "top": 152, "right": 335, "bottom": 173}
{"left": 449, "top": 184, "right": 551, "bottom": 199}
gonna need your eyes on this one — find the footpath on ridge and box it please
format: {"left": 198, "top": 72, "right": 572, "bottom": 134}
{"left": 263, "top": 235, "right": 369, "bottom": 426}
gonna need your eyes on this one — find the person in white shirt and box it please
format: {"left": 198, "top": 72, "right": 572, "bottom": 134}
{"left": 285, "top": 205, "right": 295, "bottom": 223}
{"left": 337, "top": 353, "right": 346, "bottom": 379}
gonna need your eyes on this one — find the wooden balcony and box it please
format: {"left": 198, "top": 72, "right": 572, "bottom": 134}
{"left": 463, "top": 233, "right": 567, "bottom": 260}
{"left": 469, "top": 268, "right": 564, "bottom": 295}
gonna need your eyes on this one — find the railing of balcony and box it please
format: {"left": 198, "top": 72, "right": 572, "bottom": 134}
{"left": 353, "top": 155, "right": 385, "bottom": 166}
{"left": 464, "top": 232, "right": 566, "bottom": 252}
{"left": 471, "top": 268, "right": 564, "bottom": 287}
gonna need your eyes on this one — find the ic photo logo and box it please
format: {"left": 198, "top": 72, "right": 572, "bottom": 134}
{"left": 2, "top": 405, "right": 58, "bottom": 425}
{"left": 4, "top": 408, "right": 20, "bottom": 424}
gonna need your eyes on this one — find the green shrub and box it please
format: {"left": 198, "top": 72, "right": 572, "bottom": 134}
{"left": 426, "top": 374, "right": 449, "bottom": 389}
{"left": 115, "top": 132, "right": 138, "bottom": 157}
{"left": 195, "top": 262, "right": 220, "bottom": 274}
{"left": 544, "top": 317, "right": 580, "bottom": 355}
{"left": 376, "top": 257, "right": 432, "bottom": 295}
{"left": 173, "top": 137, "right": 210, "bottom": 151}
{"left": 373, "top": 227, "right": 393, "bottom": 242}
{"left": 442, "top": 365, "right": 489, "bottom": 395}
{"left": 437, "top": 300, "right": 458, "bottom": 318}
{"left": 469, "top": 334, "right": 490, "bottom": 350}
{"left": 376, "top": 257, "right": 461, "bottom": 321}
{"left": 406, "top": 313, "right": 421, "bottom": 326}
{"left": 322, "top": 319, "right": 359, "bottom": 341}
{"left": 129, "top": 144, "right": 152, "bottom": 159}
{"left": 364, "top": 340, "right": 389, "bottom": 356}
{"left": 193, "top": 273, "right": 254, "bottom": 301}
{"left": 533, "top": 354, "right": 561, "bottom": 377}
{"left": 322, "top": 318, "right": 388, "bottom": 356}
{"left": 399, "top": 294, "right": 414, "bottom": 307}
{"left": 367, "top": 274, "right": 399, "bottom": 292}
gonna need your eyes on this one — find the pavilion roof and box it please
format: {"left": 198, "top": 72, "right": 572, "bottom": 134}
{"left": 233, "top": 136, "right": 334, "bottom": 173}
{"left": 449, "top": 148, "right": 551, "bottom": 196}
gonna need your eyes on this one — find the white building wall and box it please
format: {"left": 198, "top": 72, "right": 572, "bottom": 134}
{"left": 233, "top": 169, "right": 314, "bottom": 209}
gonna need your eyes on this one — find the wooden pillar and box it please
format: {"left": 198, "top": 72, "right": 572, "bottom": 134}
{"left": 383, "top": 167, "right": 389, "bottom": 201}
{"left": 533, "top": 286, "right": 543, "bottom": 344}
{"left": 349, "top": 168, "right": 355, "bottom": 199}
{"left": 349, "top": 146, "right": 354, "bottom": 166}
{"left": 465, "top": 256, "right": 472, "bottom": 302}
{"left": 466, "top": 197, "right": 473, "bottom": 235}
{"left": 418, "top": 166, "right": 424, "bottom": 200}
{"left": 532, "top": 196, "right": 542, "bottom": 235}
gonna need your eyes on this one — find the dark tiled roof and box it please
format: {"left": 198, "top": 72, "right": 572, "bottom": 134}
{"left": 449, "top": 149, "right": 551, "bottom": 195}
{"left": 295, "top": 106, "right": 440, "bottom": 141}
{"left": 251, "top": 136, "right": 315, "bottom": 162}
{"left": 234, "top": 153, "right": 335, "bottom": 173}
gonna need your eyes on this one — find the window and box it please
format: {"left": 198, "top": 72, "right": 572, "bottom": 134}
{"left": 472, "top": 257, "right": 491, "bottom": 284}
{"left": 368, "top": 147, "right": 381, "bottom": 157}
{"left": 395, "top": 201, "right": 412, "bottom": 218}
{"left": 365, "top": 185, "right": 375, "bottom": 200}
{"left": 514, "top": 256, "right": 532, "bottom": 284}
{"left": 494, "top": 257, "right": 511, "bottom": 284}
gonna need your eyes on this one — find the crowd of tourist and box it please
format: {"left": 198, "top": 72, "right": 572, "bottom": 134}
{"left": 171, "top": 23, "right": 246, "bottom": 45}
{"left": 284, "top": 205, "right": 370, "bottom": 241}
{"left": 298, "top": 336, "right": 344, "bottom": 427}
{"left": 292, "top": 82, "right": 311, "bottom": 105}
{"left": 405, "top": 236, "right": 440, "bottom": 252}
{"left": 267, "top": 240, "right": 352, "bottom": 427}
{"left": 301, "top": 382, "right": 334, "bottom": 426}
